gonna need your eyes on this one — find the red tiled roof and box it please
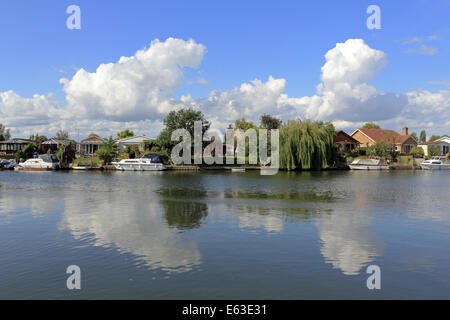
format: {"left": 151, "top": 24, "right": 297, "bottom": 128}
{"left": 334, "top": 131, "right": 359, "bottom": 144}
{"left": 357, "top": 128, "right": 413, "bottom": 144}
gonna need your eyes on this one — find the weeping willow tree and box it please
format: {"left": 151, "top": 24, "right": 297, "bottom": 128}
{"left": 279, "top": 120, "right": 336, "bottom": 170}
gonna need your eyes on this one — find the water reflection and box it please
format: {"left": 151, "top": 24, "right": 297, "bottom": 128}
{"left": 162, "top": 200, "right": 208, "bottom": 230}
{"left": 233, "top": 206, "right": 285, "bottom": 233}
{"left": 0, "top": 189, "right": 61, "bottom": 221}
{"left": 315, "top": 207, "right": 381, "bottom": 275}
{"left": 59, "top": 192, "right": 202, "bottom": 273}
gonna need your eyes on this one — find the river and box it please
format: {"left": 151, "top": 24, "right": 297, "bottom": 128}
{"left": 0, "top": 170, "right": 449, "bottom": 299}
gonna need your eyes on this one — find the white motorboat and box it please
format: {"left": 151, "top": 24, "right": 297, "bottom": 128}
{"left": 349, "top": 158, "right": 390, "bottom": 170}
{"left": 420, "top": 156, "right": 450, "bottom": 170}
{"left": 112, "top": 153, "right": 166, "bottom": 171}
{"left": 17, "top": 154, "right": 60, "bottom": 171}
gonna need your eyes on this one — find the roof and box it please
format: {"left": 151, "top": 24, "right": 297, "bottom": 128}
{"left": 436, "top": 136, "right": 450, "bottom": 143}
{"left": 419, "top": 140, "right": 450, "bottom": 146}
{"left": 0, "top": 138, "right": 32, "bottom": 144}
{"left": 115, "top": 135, "right": 150, "bottom": 144}
{"left": 334, "top": 131, "right": 359, "bottom": 144}
{"left": 352, "top": 128, "right": 415, "bottom": 144}
{"left": 81, "top": 134, "right": 105, "bottom": 143}
{"left": 42, "top": 139, "right": 75, "bottom": 145}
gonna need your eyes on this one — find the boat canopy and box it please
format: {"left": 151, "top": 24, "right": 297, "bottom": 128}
{"left": 39, "top": 154, "right": 59, "bottom": 163}
{"left": 353, "top": 159, "right": 380, "bottom": 165}
{"left": 142, "top": 153, "right": 163, "bottom": 163}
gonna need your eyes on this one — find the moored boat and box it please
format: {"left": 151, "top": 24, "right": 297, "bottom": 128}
{"left": 17, "top": 154, "right": 60, "bottom": 171}
{"left": 349, "top": 158, "right": 390, "bottom": 170}
{"left": 112, "top": 153, "right": 166, "bottom": 171}
{"left": 0, "top": 159, "right": 15, "bottom": 170}
{"left": 420, "top": 156, "right": 450, "bottom": 170}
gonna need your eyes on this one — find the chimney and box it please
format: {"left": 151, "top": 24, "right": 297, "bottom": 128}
{"left": 402, "top": 126, "right": 408, "bottom": 136}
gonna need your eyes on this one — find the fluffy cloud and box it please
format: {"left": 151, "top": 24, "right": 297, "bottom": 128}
{"left": 1, "top": 37, "right": 449, "bottom": 138}
{"left": 0, "top": 90, "right": 65, "bottom": 127}
{"left": 195, "top": 39, "right": 409, "bottom": 130}
{"left": 195, "top": 76, "right": 289, "bottom": 130}
{"left": 288, "top": 39, "right": 407, "bottom": 122}
{"left": 60, "top": 38, "right": 206, "bottom": 121}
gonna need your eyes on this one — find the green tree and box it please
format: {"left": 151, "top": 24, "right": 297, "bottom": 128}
{"left": 411, "top": 132, "right": 418, "bottom": 141}
{"left": 260, "top": 114, "right": 282, "bottom": 130}
{"left": 117, "top": 129, "right": 135, "bottom": 140}
{"left": 419, "top": 130, "right": 426, "bottom": 143}
{"left": 157, "top": 108, "right": 210, "bottom": 151}
{"left": 0, "top": 124, "right": 11, "bottom": 141}
{"left": 428, "top": 146, "right": 440, "bottom": 157}
{"left": 235, "top": 118, "right": 256, "bottom": 131}
{"left": 96, "top": 137, "right": 118, "bottom": 164}
{"left": 15, "top": 143, "right": 38, "bottom": 162}
{"left": 429, "top": 135, "right": 441, "bottom": 142}
{"left": 55, "top": 129, "right": 69, "bottom": 140}
{"left": 141, "top": 139, "right": 160, "bottom": 152}
{"left": 29, "top": 133, "right": 47, "bottom": 144}
{"left": 362, "top": 122, "right": 381, "bottom": 129}
{"left": 56, "top": 141, "right": 77, "bottom": 167}
{"left": 279, "top": 120, "right": 336, "bottom": 170}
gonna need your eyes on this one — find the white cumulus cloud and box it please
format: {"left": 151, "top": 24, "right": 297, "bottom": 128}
{"left": 60, "top": 38, "right": 206, "bottom": 121}
{"left": 2, "top": 37, "right": 449, "bottom": 138}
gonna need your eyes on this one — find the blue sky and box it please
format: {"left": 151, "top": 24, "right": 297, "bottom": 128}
{"left": 0, "top": 0, "right": 449, "bottom": 138}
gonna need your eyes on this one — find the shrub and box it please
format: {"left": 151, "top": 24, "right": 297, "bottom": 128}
{"left": 96, "top": 137, "right": 118, "bottom": 164}
{"left": 410, "top": 146, "right": 424, "bottom": 157}
{"left": 15, "top": 143, "right": 38, "bottom": 162}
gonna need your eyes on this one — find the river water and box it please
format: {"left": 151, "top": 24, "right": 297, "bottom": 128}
{"left": 0, "top": 170, "right": 449, "bottom": 299}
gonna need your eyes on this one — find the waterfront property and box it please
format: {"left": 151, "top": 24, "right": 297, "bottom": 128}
{"left": 115, "top": 135, "right": 150, "bottom": 153}
{"left": 351, "top": 126, "right": 417, "bottom": 154}
{"left": 0, "top": 138, "right": 33, "bottom": 156}
{"left": 418, "top": 135, "right": 450, "bottom": 156}
{"left": 40, "top": 139, "right": 76, "bottom": 154}
{"left": 79, "top": 133, "right": 105, "bottom": 156}
{"left": 334, "top": 130, "right": 359, "bottom": 152}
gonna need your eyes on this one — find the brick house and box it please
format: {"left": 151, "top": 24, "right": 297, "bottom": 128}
{"left": 334, "top": 131, "right": 359, "bottom": 152}
{"left": 351, "top": 127, "right": 417, "bottom": 154}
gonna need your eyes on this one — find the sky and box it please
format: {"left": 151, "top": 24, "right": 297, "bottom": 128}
{"left": 0, "top": 0, "right": 449, "bottom": 140}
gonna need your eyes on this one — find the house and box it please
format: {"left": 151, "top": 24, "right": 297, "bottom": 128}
{"left": 115, "top": 135, "right": 151, "bottom": 153}
{"left": 40, "top": 139, "right": 75, "bottom": 154}
{"left": 80, "top": 134, "right": 105, "bottom": 156}
{"left": 334, "top": 131, "right": 359, "bottom": 152}
{"left": 0, "top": 138, "right": 33, "bottom": 156}
{"left": 351, "top": 126, "right": 417, "bottom": 154}
{"left": 418, "top": 135, "right": 450, "bottom": 156}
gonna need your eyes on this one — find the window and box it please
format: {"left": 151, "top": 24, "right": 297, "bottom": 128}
{"left": 403, "top": 144, "right": 413, "bottom": 154}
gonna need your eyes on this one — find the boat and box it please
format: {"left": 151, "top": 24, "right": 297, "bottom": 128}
{"left": 349, "top": 158, "right": 390, "bottom": 170}
{"left": 420, "top": 156, "right": 450, "bottom": 170}
{"left": 112, "top": 153, "right": 166, "bottom": 171}
{"left": 16, "top": 154, "right": 60, "bottom": 171}
{"left": 72, "top": 166, "right": 93, "bottom": 170}
{"left": 0, "top": 159, "right": 15, "bottom": 170}
{"left": 231, "top": 168, "right": 246, "bottom": 172}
